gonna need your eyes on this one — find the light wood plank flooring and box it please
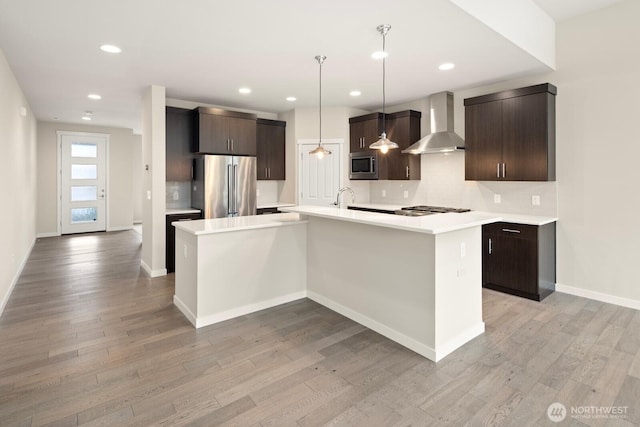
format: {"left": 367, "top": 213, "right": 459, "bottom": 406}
{"left": 1, "top": 230, "right": 639, "bottom": 426}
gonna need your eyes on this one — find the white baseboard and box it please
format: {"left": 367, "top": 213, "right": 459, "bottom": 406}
{"left": 107, "top": 225, "right": 133, "bottom": 232}
{"left": 180, "top": 291, "right": 308, "bottom": 329}
{"left": 556, "top": 283, "right": 640, "bottom": 311}
{"left": 435, "top": 323, "right": 485, "bottom": 362}
{"left": 140, "top": 260, "right": 167, "bottom": 278}
{"left": 307, "top": 290, "right": 438, "bottom": 361}
{"left": 0, "top": 238, "right": 36, "bottom": 317}
{"left": 36, "top": 232, "right": 60, "bottom": 238}
{"left": 173, "top": 295, "right": 197, "bottom": 327}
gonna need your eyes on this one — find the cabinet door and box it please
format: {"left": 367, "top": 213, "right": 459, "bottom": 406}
{"left": 197, "top": 114, "right": 231, "bottom": 154}
{"left": 256, "top": 122, "right": 285, "bottom": 180}
{"left": 229, "top": 117, "right": 257, "bottom": 156}
{"left": 465, "top": 101, "right": 503, "bottom": 181}
{"left": 269, "top": 125, "right": 286, "bottom": 180}
{"left": 350, "top": 118, "right": 381, "bottom": 152}
{"left": 483, "top": 223, "right": 538, "bottom": 296}
{"left": 385, "top": 115, "right": 421, "bottom": 180}
{"left": 502, "top": 92, "right": 549, "bottom": 181}
{"left": 166, "top": 108, "right": 193, "bottom": 181}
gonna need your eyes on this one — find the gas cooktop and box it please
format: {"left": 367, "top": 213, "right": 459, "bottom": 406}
{"left": 395, "top": 205, "right": 472, "bottom": 216}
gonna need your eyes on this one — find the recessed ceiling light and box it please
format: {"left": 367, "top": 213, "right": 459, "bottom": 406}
{"left": 350, "top": 90, "right": 361, "bottom": 97}
{"left": 286, "top": 96, "right": 297, "bottom": 102}
{"left": 371, "top": 51, "right": 388, "bottom": 60}
{"left": 82, "top": 116, "right": 92, "bottom": 121}
{"left": 238, "top": 87, "right": 251, "bottom": 94}
{"left": 100, "top": 44, "right": 122, "bottom": 53}
{"left": 88, "top": 94, "right": 102, "bottom": 100}
{"left": 438, "top": 62, "right": 455, "bottom": 71}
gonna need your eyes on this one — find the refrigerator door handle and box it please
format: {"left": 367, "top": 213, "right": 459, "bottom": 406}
{"left": 227, "top": 164, "right": 233, "bottom": 215}
{"left": 233, "top": 164, "right": 238, "bottom": 215}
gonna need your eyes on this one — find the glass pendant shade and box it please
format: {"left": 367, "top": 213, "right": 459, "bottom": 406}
{"left": 369, "top": 132, "right": 399, "bottom": 153}
{"left": 369, "top": 24, "right": 398, "bottom": 153}
{"left": 312, "top": 55, "right": 331, "bottom": 158}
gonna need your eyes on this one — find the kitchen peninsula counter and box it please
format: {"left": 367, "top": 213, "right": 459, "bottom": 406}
{"left": 174, "top": 206, "right": 502, "bottom": 362}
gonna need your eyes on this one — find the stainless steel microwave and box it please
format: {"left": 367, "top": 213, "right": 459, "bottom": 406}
{"left": 350, "top": 152, "right": 378, "bottom": 180}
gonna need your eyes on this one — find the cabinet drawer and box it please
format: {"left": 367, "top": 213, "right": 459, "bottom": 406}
{"left": 483, "top": 222, "right": 537, "bottom": 240}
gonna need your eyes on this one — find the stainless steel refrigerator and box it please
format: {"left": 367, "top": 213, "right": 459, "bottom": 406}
{"left": 191, "top": 155, "right": 257, "bottom": 218}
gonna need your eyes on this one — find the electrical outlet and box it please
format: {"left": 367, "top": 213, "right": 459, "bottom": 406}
{"left": 381, "top": 189, "right": 386, "bottom": 197}
{"left": 146, "top": 190, "right": 151, "bottom": 200}
{"left": 403, "top": 190, "right": 409, "bottom": 199}
{"left": 256, "top": 189, "right": 260, "bottom": 197}
{"left": 173, "top": 191, "right": 179, "bottom": 201}
{"left": 493, "top": 194, "right": 501, "bottom": 204}
{"left": 532, "top": 195, "right": 540, "bottom": 206}
{"left": 183, "top": 244, "right": 188, "bottom": 258}
{"left": 460, "top": 242, "right": 466, "bottom": 258}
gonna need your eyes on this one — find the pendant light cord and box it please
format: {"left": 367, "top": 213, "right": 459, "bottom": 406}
{"left": 381, "top": 28, "right": 387, "bottom": 136}
{"left": 319, "top": 58, "right": 322, "bottom": 144}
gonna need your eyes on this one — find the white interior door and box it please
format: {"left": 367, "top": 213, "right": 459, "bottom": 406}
{"left": 60, "top": 133, "right": 107, "bottom": 234}
{"left": 299, "top": 142, "right": 341, "bottom": 206}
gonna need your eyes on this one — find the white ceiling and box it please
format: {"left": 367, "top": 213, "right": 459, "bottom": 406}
{"left": 0, "top": 0, "right": 623, "bottom": 133}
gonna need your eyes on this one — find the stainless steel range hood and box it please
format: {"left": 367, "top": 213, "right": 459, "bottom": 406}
{"left": 402, "top": 91, "right": 465, "bottom": 154}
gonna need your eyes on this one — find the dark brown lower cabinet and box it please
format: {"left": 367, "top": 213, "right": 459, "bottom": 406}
{"left": 482, "top": 221, "right": 556, "bottom": 301}
{"left": 166, "top": 212, "right": 202, "bottom": 273}
{"left": 257, "top": 207, "right": 280, "bottom": 215}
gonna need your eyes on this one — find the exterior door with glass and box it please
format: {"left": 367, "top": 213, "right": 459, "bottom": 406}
{"left": 60, "top": 133, "right": 107, "bottom": 234}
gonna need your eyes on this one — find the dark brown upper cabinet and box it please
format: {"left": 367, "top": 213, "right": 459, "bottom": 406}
{"left": 349, "top": 113, "right": 383, "bottom": 153}
{"left": 193, "top": 107, "right": 257, "bottom": 156}
{"left": 348, "top": 110, "right": 421, "bottom": 180}
{"left": 464, "top": 83, "right": 556, "bottom": 181}
{"left": 256, "top": 119, "right": 286, "bottom": 181}
{"left": 166, "top": 107, "right": 194, "bottom": 182}
{"left": 385, "top": 110, "right": 421, "bottom": 180}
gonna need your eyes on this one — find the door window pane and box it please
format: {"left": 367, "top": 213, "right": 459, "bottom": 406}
{"left": 71, "top": 142, "right": 97, "bottom": 158}
{"left": 71, "top": 186, "right": 97, "bottom": 201}
{"left": 71, "top": 207, "right": 97, "bottom": 223}
{"left": 71, "top": 164, "right": 97, "bottom": 179}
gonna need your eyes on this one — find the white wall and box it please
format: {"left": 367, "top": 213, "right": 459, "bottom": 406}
{"left": 0, "top": 48, "right": 37, "bottom": 316}
{"left": 132, "top": 134, "right": 143, "bottom": 223}
{"left": 36, "top": 122, "right": 135, "bottom": 235}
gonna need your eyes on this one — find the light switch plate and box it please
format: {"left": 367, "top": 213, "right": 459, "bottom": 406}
{"left": 493, "top": 194, "right": 501, "bottom": 204}
{"left": 381, "top": 189, "right": 386, "bottom": 197}
{"left": 532, "top": 195, "right": 540, "bottom": 206}
{"left": 403, "top": 190, "right": 409, "bottom": 199}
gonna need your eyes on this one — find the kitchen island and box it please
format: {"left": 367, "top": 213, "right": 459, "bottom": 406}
{"left": 172, "top": 213, "right": 308, "bottom": 328}
{"left": 173, "top": 206, "right": 501, "bottom": 362}
{"left": 281, "top": 206, "right": 500, "bottom": 362}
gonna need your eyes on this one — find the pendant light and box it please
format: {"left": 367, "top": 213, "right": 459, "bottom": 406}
{"left": 310, "top": 55, "right": 332, "bottom": 159}
{"left": 369, "top": 24, "right": 398, "bottom": 154}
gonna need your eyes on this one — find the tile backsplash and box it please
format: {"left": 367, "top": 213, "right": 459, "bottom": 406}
{"left": 166, "top": 181, "right": 191, "bottom": 209}
{"left": 369, "top": 153, "right": 558, "bottom": 217}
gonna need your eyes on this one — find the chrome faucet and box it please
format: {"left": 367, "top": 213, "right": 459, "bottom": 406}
{"left": 333, "top": 187, "right": 355, "bottom": 208}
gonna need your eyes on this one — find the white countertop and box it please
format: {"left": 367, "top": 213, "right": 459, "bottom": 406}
{"left": 257, "top": 202, "right": 296, "bottom": 209}
{"left": 166, "top": 208, "right": 201, "bottom": 216}
{"left": 172, "top": 213, "right": 306, "bottom": 235}
{"left": 281, "top": 205, "right": 501, "bottom": 235}
{"left": 347, "top": 203, "right": 557, "bottom": 226}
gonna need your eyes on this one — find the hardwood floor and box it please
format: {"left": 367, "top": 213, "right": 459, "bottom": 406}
{"left": 1, "top": 230, "right": 639, "bottom": 426}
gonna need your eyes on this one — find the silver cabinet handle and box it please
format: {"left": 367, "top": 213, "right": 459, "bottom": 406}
{"left": 227, "top": 139, "right": 230, "bottom": 152}
{"left": 502, "top": 163, "right": 506, "bottom": 178}
{"left": 231, "top": 139, "right": 234, "bottom": 152}
{"left": 497, "top": 163, "right": 500, "bottom": 178}
{"left": 406, "top": 166, "right": 409, "bottom": 179}
{"left": 502, "top": 228, "right": 521, "bottom": 233}
{"left": 488, "top": 238, "right": 492, "bottom": 254}
{"left": 265, "top": 168, "right": 268, "bottom": 178}
{"left": 268, "top": 167, "right": 271, "bottom": 179}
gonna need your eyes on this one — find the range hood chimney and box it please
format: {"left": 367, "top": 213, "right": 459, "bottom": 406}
{"left": 402, "top": 91, "right": 465, "bottom": 154}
